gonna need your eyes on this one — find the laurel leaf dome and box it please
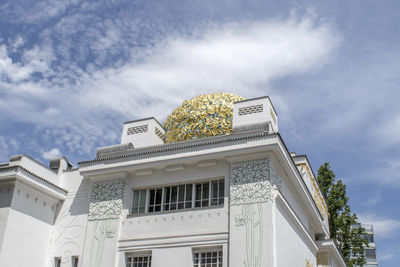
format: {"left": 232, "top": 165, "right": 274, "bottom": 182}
{"left": 164, "top": 93, "right": 245, "bottom": 143}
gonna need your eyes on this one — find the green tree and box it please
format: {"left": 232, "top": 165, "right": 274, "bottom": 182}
{"left": 317, "top": 163, "right": 368, "bottom": 266}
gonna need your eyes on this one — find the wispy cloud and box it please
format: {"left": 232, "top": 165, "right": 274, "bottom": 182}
{"left": 0, "top": 15, "right": 340, "bottom": 162}
{"left": 358, "top": 214, "right": 400, "bottom": 239}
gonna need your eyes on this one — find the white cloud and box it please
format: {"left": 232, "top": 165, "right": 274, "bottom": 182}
{"left": 380, "top": 114, "right": 400, "bottom": 145}
{"left": 358, "top": 214, "right": 400, "bottom": 239}
{"left": 0, "top": 15, "right": 340, "bottom": 158}
{"left": 79, "top": 16, "right": 340, "bottom": 118}
{"left": 42, "top": 148, "right": 63, "bottom": 160}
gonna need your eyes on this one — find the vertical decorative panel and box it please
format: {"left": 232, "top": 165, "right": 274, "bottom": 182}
{"left": 230, "top": 158, "right": 280, "bottom": 267}
{"left": 87, "top": 179, "right": 125, "bottom": 267}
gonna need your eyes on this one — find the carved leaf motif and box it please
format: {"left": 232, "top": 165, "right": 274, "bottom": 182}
{"left": 88, "top": 180, "right": 125, "bottom": 221}
{"left": 230, "top": 159, "right": 280, "bottom": 206}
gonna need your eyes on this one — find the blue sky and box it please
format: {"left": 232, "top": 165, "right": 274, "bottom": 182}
{"left": 0, "top": 0, "right": 399, "bottom": 265}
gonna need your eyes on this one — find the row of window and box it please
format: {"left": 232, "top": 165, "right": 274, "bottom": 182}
{"left": 126, "top": 247, "right": 223, "bottom": 267}
{"left": 351, "top": 248, "right": 376, "bottom": 259}
{"left": 54, "top": 248, "right": 223, "bottom": 267}
{"left": 132, "top": 179, "right": 225, "bottom": 214}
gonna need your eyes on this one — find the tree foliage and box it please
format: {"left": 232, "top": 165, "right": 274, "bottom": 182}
{"left": 317, "top": 163, "right": 368, "bottom": 266}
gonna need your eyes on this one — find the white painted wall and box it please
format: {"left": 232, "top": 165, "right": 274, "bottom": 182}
{"left": 275, "top": 199, "right": 317, "bottom": 267}
{"left": 0, "top": 208, "right": 10, "bottom": 252}
{"left": 152, "top": 247, "right": 193, "bottom": 267}
{"left": 9, "top": 155, "right": 59, "bottom": 186}
{"left": 50, "top": 171, "right": 89, "bottom": 267}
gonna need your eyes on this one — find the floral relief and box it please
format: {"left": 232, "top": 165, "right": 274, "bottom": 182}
{"left": 230, "top": 158, "right": 280, "bottom": 206}
{"left": 230, "top": 158, "right": 281, "bottom": 267}
{"left": 88, "top": 179, "right": 125, "bottom": 221}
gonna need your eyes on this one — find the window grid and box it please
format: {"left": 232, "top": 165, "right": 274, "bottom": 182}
{"left": 193, "top": 249, "right": 223, "bottom": 267}
{"left": 132, "top": 179, "right": 224, "bottom": 215}
{"left": 126, "top": 256, "right": 152, "bottom": 267}
{"left": 132, "top": 189, "right": 147, "bottom": 214}
{"left": 148, "top": 188, "right": 162, "bottom": 212}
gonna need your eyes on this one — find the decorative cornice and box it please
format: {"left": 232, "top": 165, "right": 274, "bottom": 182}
{"left": 79, "top": 130, "right": 275, "bottom": 165}
{"left": 0, "top": 165, "right": 67, "bottom": 195}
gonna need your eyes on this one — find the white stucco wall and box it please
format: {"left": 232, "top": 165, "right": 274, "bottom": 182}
{"left": 50, "top": 171, "right": 89, "bottom": 267}
{"left": 0, "top": 182, "right": 13, "bottom": 251}
{"left": 275, "top": 199, "right": 317, "bottom": 267}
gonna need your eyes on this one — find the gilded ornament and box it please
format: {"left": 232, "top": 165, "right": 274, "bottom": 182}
{"left": 298, "top": 163, "right": 328, "bottom": 218}
{"left": 164, "top": 93, "right": 245, "bottom": 143}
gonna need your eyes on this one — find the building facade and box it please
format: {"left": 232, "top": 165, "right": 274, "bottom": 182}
{"left": 351, "top": 223, "right": 378, "bottom": 267}
{"left": 0, "top": 94, "right": 346, "bottom": 267}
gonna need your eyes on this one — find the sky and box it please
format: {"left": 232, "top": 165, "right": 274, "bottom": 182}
{"left": 0, "top": 0, "right": 399, "bottom": 265}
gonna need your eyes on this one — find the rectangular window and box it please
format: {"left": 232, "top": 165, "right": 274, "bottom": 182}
{"left": 148, "top": 188, "right": 162, "bottom": 212}
{"left": 195, "top": 181, "right": 209, "bottom": 207}
{"left": 72, "top": 256, "right": 79, "bottom": 267}
{"left": 211, "top": 179, "right": 224, "bottom": 206}
{"left": 193, "top": 248, "right": 223, "bottom": 267}
{"left": 132, "top": 189, "right": 147, "bottom": 214}
{"left": 54, "top": 258, "right": 61, "bottom": 267}
{"left": 131, "top": 178, "right": 224, "bottom": 215}
{"left": 365, "top": 249, "right": 376, "bottom": 258}
{"left": 126, "top": 255, "right": 152, "bottom": 267}
{"left": 363, "top": 234, "right": 374, "bottom": 243}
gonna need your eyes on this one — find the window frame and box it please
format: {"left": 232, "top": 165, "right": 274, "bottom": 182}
{"left": 125, "top": 252, "right": 152, "bottom": 267}
{"left": 130, "top": 177, "right": 225, "bottom": 216}
{"left": 192, "top": 246, "right": 223, "bottom": 267}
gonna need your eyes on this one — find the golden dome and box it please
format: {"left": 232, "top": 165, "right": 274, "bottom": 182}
{"left": 164, "top": 93, "right": 245, "bottom": 143}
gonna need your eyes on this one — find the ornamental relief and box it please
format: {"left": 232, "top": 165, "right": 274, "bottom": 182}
{"left": 88, "top": 179, "right": 125, "bottom": 221}
{"left": 230, "top": 158, "right": 280, "bottom": 206}
{"left": 298, "top": 163, "right": 328, "bottom": 218}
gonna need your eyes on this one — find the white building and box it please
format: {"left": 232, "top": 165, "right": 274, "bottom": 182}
{"left": 351, "top": 223, "right": 378, "bottom": 267}
{"left": 0, "top": 94, "right": 346, "bottom": 267}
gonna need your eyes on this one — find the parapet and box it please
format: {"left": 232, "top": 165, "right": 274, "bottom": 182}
{"left": 120, "top": 117, "right": 165, "bottom": 148}
{"left": 232, "top": 96, "right": 278, "bottom": 133}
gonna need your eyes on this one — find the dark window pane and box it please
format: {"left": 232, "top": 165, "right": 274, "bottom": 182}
{"left": 203, "top": 182, "right": 209, "bottom": 199}
{"left": 155, "top": 189, "right": 162, "bottom": 205}
{"left": 164, "top": 187, "right": 171, "bottom": 211}
{"left": 212, "top": 181, "right": 218, "bottom": 198}
{"left": 171, "top": 186, "right": 178, "bottom": 203}
{"left": 178, "top": 185, "right": 185, "bottom": 202}
{"left": 196, "top": 184, "right": 202, "bottom": 201}
{"left": 186, "top": 184, "right": 193, "bottom": 201}
{"left": 219, "top": 180, "right": 224, "bottom": 198}
{"left": 149, "top": 190, "right": 155, "bottom": 205}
